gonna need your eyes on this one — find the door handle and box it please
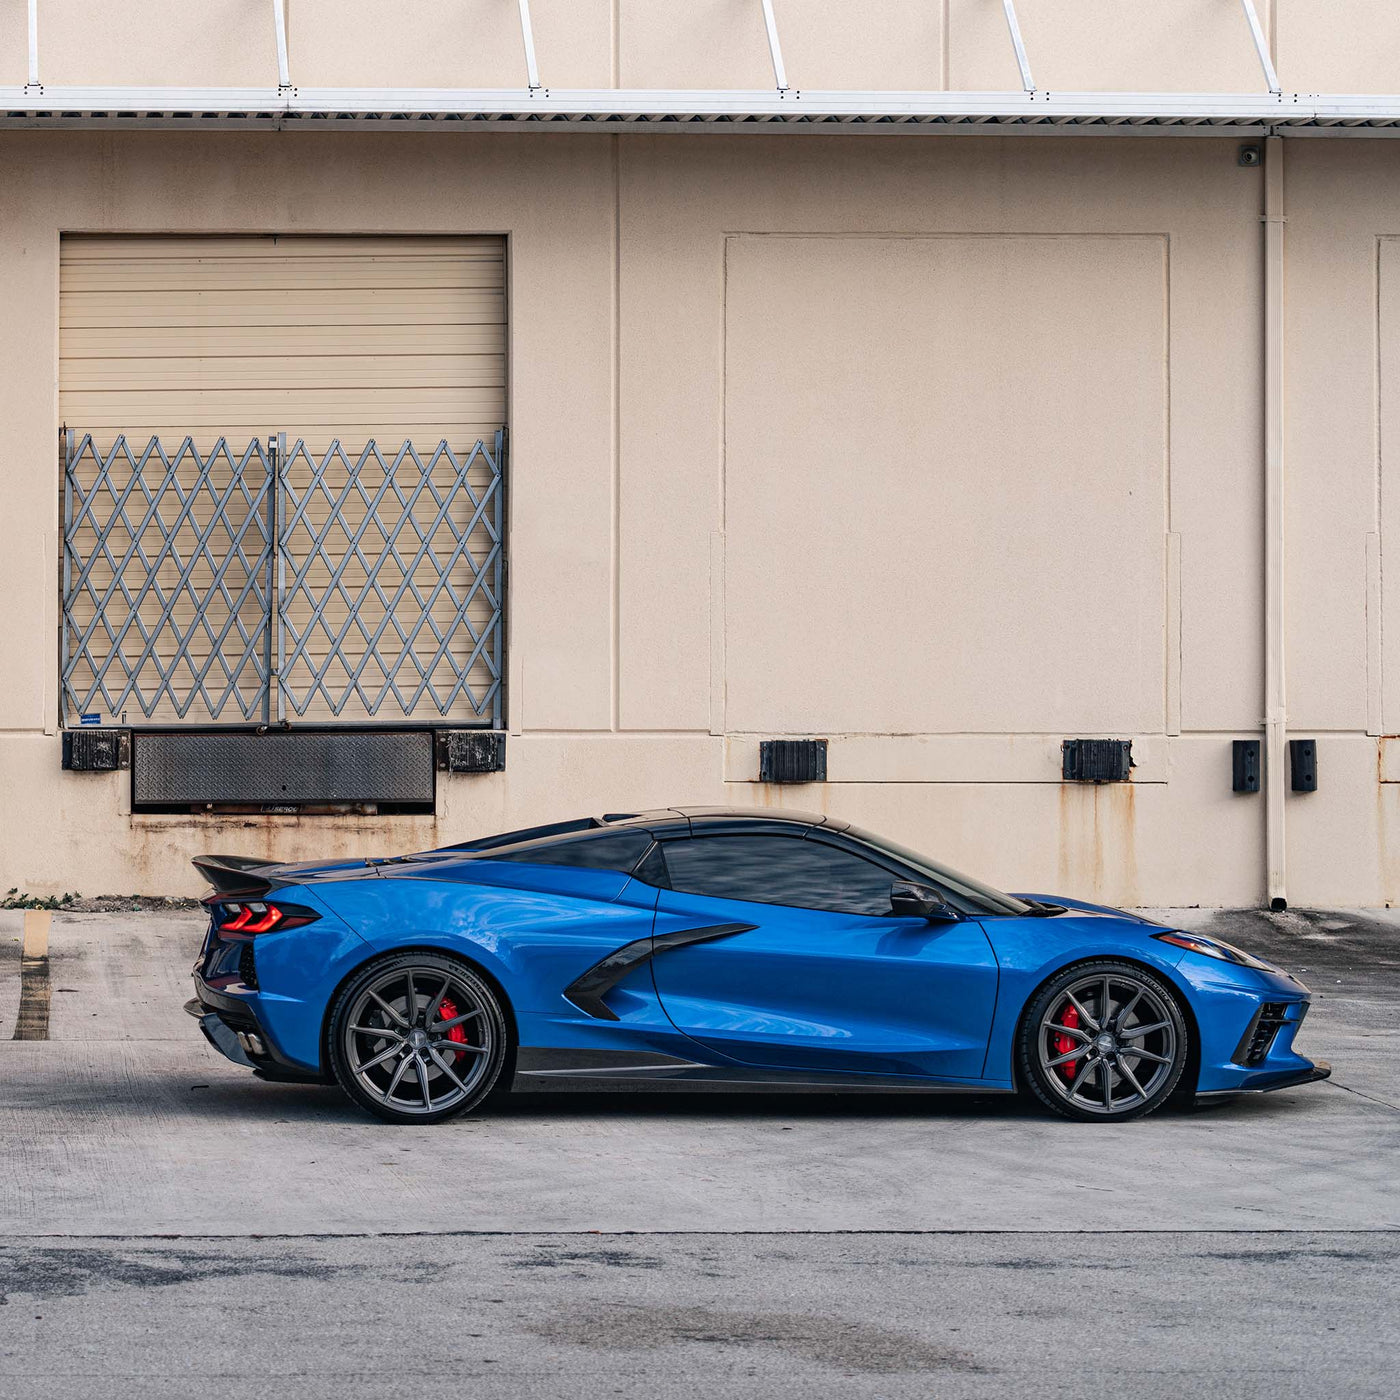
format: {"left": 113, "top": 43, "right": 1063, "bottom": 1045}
{"left": 562, "top": 922, "right": 756, "bottom": 1021}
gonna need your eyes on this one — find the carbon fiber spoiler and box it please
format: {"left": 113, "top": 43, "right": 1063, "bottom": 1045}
{"left": 191, "top": 855, "right": 277, "bottom": 898}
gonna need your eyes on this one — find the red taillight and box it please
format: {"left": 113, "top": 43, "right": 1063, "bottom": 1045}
{"left": 217, "top": 901, "right": 318, "bottom": 935}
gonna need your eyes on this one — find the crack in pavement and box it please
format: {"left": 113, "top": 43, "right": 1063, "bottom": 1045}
{"left": 1324, "top": 1079, "right": 1400, "bottom": 1111}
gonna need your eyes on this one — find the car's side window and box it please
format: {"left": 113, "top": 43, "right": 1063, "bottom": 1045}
{"left": 658, "top": 834, "right": 896, "bottom": 916}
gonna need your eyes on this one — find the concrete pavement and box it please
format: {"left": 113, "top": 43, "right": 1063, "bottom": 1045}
{"left": 2, "top": 1231, "right": 1397, "bottom": 1400}
{"left": 1, "top": 906, "right": 1397, "bottom": 1396}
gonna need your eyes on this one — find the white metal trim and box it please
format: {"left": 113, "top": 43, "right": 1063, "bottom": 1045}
{"left": 1240, "top": 0, "right": 1281, "bottom": 96}
{"left": 25, "top": 0, "right": 38, "bottom": 91}
{"left": 1002, "top": 0, "right": 1035, "bottom": 94}
{"left": 9, "top": 85, "right": 1400, "bottom": 131}
{"left": 759, "top": 0, "right": 789, "bottom": 93}
{"left": 272, "top": 0, "right": 291, "bottom": 91}
{"left": 516, "top": 0, "right": 541, "bottom": 92}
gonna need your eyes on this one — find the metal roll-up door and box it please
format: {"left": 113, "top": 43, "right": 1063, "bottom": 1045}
{"left": 59, "top": 235, "right": 506, "bottom": 728}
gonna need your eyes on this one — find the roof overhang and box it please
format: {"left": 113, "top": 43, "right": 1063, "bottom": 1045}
{"left": 7, "top": 87, "right": 1400, "bottom": 136}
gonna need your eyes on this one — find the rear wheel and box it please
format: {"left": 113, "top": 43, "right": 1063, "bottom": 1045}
{"left": 1018, "top": 961, "right": 1188, "bottom": 1123}
{"left": 328, "top": 954, "right": 509, "bottom": 1124}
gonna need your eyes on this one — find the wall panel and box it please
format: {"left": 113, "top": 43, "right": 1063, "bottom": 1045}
{"left": 722, "top": 232, "right": 1168, "bottom": 735}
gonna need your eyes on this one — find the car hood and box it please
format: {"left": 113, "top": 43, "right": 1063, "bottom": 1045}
{"left": 1012, "top": 893, "right": 1161, "bottom": 925}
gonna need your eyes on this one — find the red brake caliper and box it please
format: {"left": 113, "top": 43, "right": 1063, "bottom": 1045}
{"left": 436, "top": 996, "right": 469, "bottom": 1064}
{"left": 1054, "top": 1003, "right": 1080, "bottom": 1080}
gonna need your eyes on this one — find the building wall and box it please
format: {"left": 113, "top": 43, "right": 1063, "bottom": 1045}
{"left": 8, "top": 2, "right": 1400, "bottom": 96}
{"left": 0, "top": 128, "right": 1397, "bottom": 906}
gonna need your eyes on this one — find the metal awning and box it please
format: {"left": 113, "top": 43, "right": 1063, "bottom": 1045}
{"left": 8, "top": 0, "right": 1400, "bottom": 136}
{"left": 8, "top": 87, "right": 1400, "bottom": 134}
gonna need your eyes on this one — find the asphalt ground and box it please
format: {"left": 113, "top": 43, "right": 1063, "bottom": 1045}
{"left": 1, "top": 906, "right": 1396, "bottom": 1397}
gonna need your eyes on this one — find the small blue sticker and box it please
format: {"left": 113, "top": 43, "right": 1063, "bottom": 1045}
{"left": 79, "top": 713, "right": 101, "bottom": 726}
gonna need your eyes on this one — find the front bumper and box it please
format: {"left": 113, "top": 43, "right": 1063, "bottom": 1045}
{"left": 1196, "top": 1060, "right": 1332, "bottom": 1099}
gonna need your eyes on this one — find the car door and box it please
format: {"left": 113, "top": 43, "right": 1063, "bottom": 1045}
{"left": 646, "top": 830, "right": 999, "bottom": 1081}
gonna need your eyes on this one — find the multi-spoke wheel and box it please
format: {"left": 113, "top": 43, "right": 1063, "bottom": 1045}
{"left": 1018, "top": 961, "right": 1188, "bottom": 1122}
{"left": 328, "top": 954, "right": 509, "bottom": 1124}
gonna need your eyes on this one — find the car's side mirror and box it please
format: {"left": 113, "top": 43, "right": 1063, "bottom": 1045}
{"left": 890, "top": 880, "right": 961, "bottom": 922}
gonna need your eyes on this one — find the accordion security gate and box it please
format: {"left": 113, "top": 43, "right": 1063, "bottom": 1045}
{"left": 61, "top": 429, "right": 505, "bottom": 730}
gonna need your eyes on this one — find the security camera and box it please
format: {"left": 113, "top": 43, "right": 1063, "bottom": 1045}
{"left": 1239, "top": 145, "right": 1262, "bottom": 167}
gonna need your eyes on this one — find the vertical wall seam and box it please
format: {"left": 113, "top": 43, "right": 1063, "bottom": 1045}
{"left": 1163, "top": 231, "right": 1173, "bottom": 536}
{"left": 611, "top": 133, "right": 621, "bottom": 732}
{"left": 716, "top": 235, "right": 731, "bottom": 741}
{"left": 1376, "top": 237, "right": 1386, "bottom": 735}
{"left": 611, "top": 0, "right": 619, "bottom": 88}
{"left": 1166, "top": 532, "right": 1182, "bottom": 737}
{"left": 1263, "top": 134, "right": 1287, "bottom": 908}
{"left": 1163, "top": 232, "right": 1178, "bottom": 742}
{"left": 1367, "top": 532, "right": 1383, "bottom": 736}
{"left": 940, "top": 0, "right": 950, "bottom": 91}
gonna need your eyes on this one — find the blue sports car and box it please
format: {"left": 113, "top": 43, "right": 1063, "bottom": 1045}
{"left": 186, "top": 807, "right": 1329, "bottom": 1124}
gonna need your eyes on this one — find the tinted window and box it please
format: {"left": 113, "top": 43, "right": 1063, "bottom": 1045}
{"left": 659, "top": 835, "right": 896, "bottom": 916}
{"left": 490, "top": 830, "right": 653, "bottom": 875}
{"left": 842, "top": 825, "right": 1031, "bottom": 916}
{"left": 631, "top": 843, "right": 670, "bottom": 888}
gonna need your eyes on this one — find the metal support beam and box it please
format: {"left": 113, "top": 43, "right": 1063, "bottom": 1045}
{"left": 1263, "top": 135, "right": 1287, "bottom": 908}
{"left": 272, "top": 0, "right": 291, "bottom": 91}
{"left": 25, "top": 0, "right": 38, "bottom": 91}
{"left": 759, "top": 0, "right": 789, "bottom": 93}
{"left": 1241, "top": 0, "right": 1281, "bottom": 96}
{"left": 1002, "top": 0, "right": 1034, "bottom": 94}
{"left": 516, "top": 0, "right": 541, "bottom": 91}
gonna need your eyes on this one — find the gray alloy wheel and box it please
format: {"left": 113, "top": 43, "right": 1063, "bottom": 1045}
{"left": 328, "top": 954, "right": 509, "bottom": 1124}
{"left": 1018, "top": 961, "right": 1188, "bottom": 1123}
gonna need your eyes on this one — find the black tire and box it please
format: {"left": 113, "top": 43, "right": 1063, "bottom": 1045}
{"left": 1017, "top": 960, "right": 1188, "bottom": 1123}
{"left": 328, "top": 952, "right": 510, "bottom": 1125}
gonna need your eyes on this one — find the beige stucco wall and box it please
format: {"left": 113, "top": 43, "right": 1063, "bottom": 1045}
{"left": 0, "top": 127, "right": 1397, "bottom": 907}
{"left": 9, "top": 2, "right": 1400, "bottom": 96}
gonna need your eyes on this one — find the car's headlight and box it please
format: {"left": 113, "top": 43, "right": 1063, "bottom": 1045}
{"left": 1153, "top": 930, "right": 1277, "bottom": 972}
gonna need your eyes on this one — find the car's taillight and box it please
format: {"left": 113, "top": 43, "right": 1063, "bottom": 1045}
{"left": 215, "top": 901, "right": 319, "bottom": 935}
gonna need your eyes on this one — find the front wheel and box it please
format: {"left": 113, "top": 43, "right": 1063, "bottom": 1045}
{"left": 328, "top": 954, "right": 510, "bottom": 1124}
{"left": 1017, "top": 961, "right": 1188, "bottom": 1122}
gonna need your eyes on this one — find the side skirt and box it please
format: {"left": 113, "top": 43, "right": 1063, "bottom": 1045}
{"left": 511, "top": 1047, "right": 1015, "bottom": 1095}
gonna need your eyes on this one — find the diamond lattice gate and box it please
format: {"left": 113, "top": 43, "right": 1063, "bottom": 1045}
{"left": 61, "top": 429, "right": 504, "bottom": 729}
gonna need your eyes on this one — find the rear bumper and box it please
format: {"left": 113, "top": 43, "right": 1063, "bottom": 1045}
{"left": 1195, "top": 1059, "right": 1332, "bottom": 1100}
{"left": 184, "top": 997, "right": 255, "bottom": 1068}
{"left": 185, "top": 985, "right": 332, "bottom": 1084}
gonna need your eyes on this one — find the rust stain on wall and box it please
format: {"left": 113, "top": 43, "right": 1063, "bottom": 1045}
{"left": 1380, "top": 782, "right": 1400, "bottom": 908}
{"left": 1057, "top": 780, "right": 1138, "bottom": 906}
{"left": 128, "top": 813, "right": 443, "bottom": 895}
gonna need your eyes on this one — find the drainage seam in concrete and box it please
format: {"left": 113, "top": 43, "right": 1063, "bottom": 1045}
{"left": 1324, "top": 1079, "right": 1400, "bottom": 1111}
{"left": 5, "top": 1227, "right": 1398, "bottom": 1241}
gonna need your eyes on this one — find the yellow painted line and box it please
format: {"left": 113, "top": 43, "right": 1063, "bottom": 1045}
{"left": 22, "top": 909, "right": 50, "bottom": 963}
{"left": 13, "top": 909, "right": 52, "bottom": 1041}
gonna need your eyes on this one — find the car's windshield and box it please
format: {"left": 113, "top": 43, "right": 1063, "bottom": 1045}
{"left": 843, "top": 825, "right": 1033, "bottom": 916}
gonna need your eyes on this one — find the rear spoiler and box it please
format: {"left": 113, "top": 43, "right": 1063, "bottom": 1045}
{"left": 192, "top": 855, "right": 277, "bottom": 899}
